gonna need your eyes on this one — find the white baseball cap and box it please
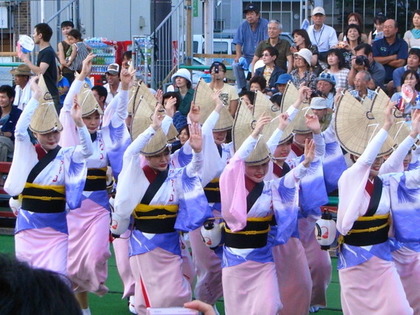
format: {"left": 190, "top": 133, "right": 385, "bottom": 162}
{"left": 312, "top": 7, "right": 325, "bottom": 16}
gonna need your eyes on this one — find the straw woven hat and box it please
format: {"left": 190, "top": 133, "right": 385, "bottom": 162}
{"left": 29, "top": 75, "right": 63, "bottom": 134}
{"left": 131, "top": 81, "right": 160, "bottom": 140}
{"left": 140, "top": 128, "right": 169, "bottom": 156}
{"left": 335, "top": 91, "right": 395, "bottom": 157}
{"left": 127, "top": 81, "right": 143, "bottom": 117}
{"left": 233, "top": 102, "right": 270, "bottom": 165}
{"left": 194, "top": 79, "right": 233, "bottom": 131}
{"left": 253, "top": 90, "right": 280, "bottom": 143}
{"left": 78, "top": 82, "right": 103, "bottom": 117}
{"left": 367, "top": 88, "right": 410, "bottom": 146}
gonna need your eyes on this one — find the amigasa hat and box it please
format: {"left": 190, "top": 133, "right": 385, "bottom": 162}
{"left": 29, "top": 75, "right": 63, "bottom": 134}
{"left": 78, "top": 82, "right": 104, "bottom": 117}
{"left": 233, "top": 101, "right": 270, "bottom": 165}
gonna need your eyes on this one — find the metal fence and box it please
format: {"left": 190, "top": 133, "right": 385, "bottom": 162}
{"left": 149, "top": 0, "right": 186, "bottom": 89}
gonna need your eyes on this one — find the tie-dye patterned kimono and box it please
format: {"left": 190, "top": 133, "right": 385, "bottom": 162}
{"left": 220, "top": 134, "right": 309, "bottom": 315}
{"left": 171, "top": 110, "right": 233, "bottom": 305}
{"left": 379, "top": 133, "right": 420, "bottom": 314}
{"left": 4, "top": 97, "right": 92, "bottom": 276}
{"left": 111, "top": 125, "right": 211, "bottom": 313}
{"left": 337, "top": 128, "right": 414, "bottom": 315}
{"left": 59, "top": 79, "right": 131, "bottom": 295}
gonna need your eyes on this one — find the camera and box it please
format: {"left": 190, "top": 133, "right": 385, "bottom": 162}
{"left": 355, "top": 55, "right": 369, "bottom": 67}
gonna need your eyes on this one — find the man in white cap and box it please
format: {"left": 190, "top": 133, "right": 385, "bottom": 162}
{"left": 307, "top": 7, "right": 338, "bottom": 66}
{"left": 104, "top": 63, "right": 121, "bottom": 105}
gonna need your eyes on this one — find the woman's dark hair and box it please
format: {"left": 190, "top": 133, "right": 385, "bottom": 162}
{"left": 263, "top": 46, "right": 279, "bottom": 59}
{"left": 67, "top": 29, "right": 82, "bottom": 41}
{"left": 412, "top": 10, "right": 420, "bottom": 28}
{"left": 292, "top": 29, "right": 312, "bottom": 48}
{"left": 239, "top": 90, "right": 256, "bottom": 104}
{"left": 401, "top": 69, "right": 420, "bottom": 91}
{"left": 345, "top": 24, "right": 362, "bottom": 44}
{"left": 0, "top": 254, "right": 81, "bottom": 315}
{"left": 347, "top": 12, "right": 363, "bottom": 26}
{"left": 373, "top": 13, "right": 386, "bottom": 25}
{"left": 249, "top": 75, "right": 267, "bottom": 91}
{"left": 163, "top": 92, "right": 182, "bottom": 111}
{"left": 327, "top": 48, "right": 346, "bottom": 70}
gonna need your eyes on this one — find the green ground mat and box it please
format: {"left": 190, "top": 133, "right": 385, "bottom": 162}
{"left": 0, "top": 235, "right": 342, "bottom": 314}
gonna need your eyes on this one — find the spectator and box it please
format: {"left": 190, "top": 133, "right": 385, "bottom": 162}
{"left": 404, "top": 10, "right": 420, "bottom": 49}
{"left": 348, "top": 43, "right": 386, "bottom": 89}
{"left": 314, "top": 72, "right": 336, "bottom": 109}
{"left": 91, "top": 85, "right": 108, "bottom": 111}
{"left": 273, "top": 73, "right": 292, "bottom": 96}
{"left": 65, "top": 29, "right": 91, "bottom": 73}
{"left": 0, "top": 85, "right": 22, "bottom": 162}
{"left": 291, "top": 29, "right": 321, "bottom": 73}
{"left": 393, "top": 48, "right": 420, "bottom": 92}
{"left": 104, "top": 63, "right": 121, "bottom": 104}
{"left": 373, "top": 19, "right": 408, "bottom": 86}
{"left": 208, "top": 62, "right": 239, "bottom": 116}
{"left": 232, "top": 3, "right": 269, "bottom": 91}
{"left": 10, "top": 64, "right": 32, "bottom": 110}
{"left": 18, "top": 23, "right": 60, "bottom": 112}
{"left": 290, "top": 48, "right": 317, "bottom": 90}
{"left": 238, "top": 90, "right": 256, "bottom": 111}
{"left": 251, "top": 20, "right": 292, "bottom": 74}
{"left": 337, "top": 24, "right": 363, "bottom": 68}
{"left": 254, "top": 47, "right": 285, "bottom": 91}
{"left": 348, "top": 70, "right": 376, "bottom": 101}
{"left": 368, "top": 13, "right": 386, "bottom": 44}
{"left": 0, "top": 254, "right": 81, "bottom": 315}
{"left": 338, "top": 12, "right": 368, "bottom": 43}
{"left": 57, "top": 20, "right": 75, "bottom": 84}
{"left": 249, "top": 75, "right": 267, "bottom": 92}
{"left": 391, "top": 69, "right": 420, "bottom": 117}
{"left": 307, "top": 7, "right": 338, "bottom": 66}
{"left": 321, "top": 48, "right": 350, "bottom": 91}
{"left": 57, "top": 67, "right": 70, "bottom": 106}
{"left": 122, "top": 50, "right": 132, "bottom": 70}
{"left": 170, "top": 68, "right": 194, "bottom": 116}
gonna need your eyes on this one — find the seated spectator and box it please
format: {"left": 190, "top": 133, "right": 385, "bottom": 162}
{"left": 171, "top": 68, "right": 194, "bottom": 116}
{"left": 91, "top": 85, "right": 108, "bottom": 111}
{"left": 314, "top": 72, "right": 336, "bottom": 109}
{"left": 249, "top": 75, "right": 267, "bottom": 92}
{"left": 348, "top": 70, "right": 376, "bottom": 101}
{"left": 403, "top": 10, "right": 420, "bottom": 49}
{"left": 273, "top": 73, "right": 292, "bottom": 96}
{"left": 10, "top": 64, "right": 32, "bottom": 111}
{"left": 321, "top": 48, "right": 350, "bottom": 90}
{"left": 348, "top": 43, "right": 385, "bottom": 89}
{"left": 254, "top": 47, "right": 285, "bottom": 91}
{"left": 391, "top": 69, "right": 420, "bottom": 117}
{"left": 0, "top": 254, "right": 81, "bottom": 315}
{"left": 368, "top": 13, "right": 386, "bottom": 44}
{"left": 372, "top": 19, "right": 408, "bottom": 87}
{"left": 393, "top": 48, "right": 420, "bottom": 92}
{"left": 238, "top": 89, "right": 256, "bottom": 111}
{"left": 338, "top": 12, "right": 368, "bottom": 43}
{"left": 0, "top": 85, "right": 22, "bottom": 162}
{"left": 57, "top": 67, "right": 70, "bottom": 106}
{"left": 251, "top": 20, "right": 292, "bottom": 74}
{"left": 290, "top": 29, "right": 320, "bottom": 72}
{"left": 337, "top": 24, "right": 363, "bottom": 68}
{"left": 290, "top": 48, "right": 317, "bottom": 90}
